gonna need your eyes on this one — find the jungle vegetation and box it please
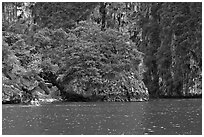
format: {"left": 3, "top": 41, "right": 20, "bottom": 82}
{"left": 2, "top": 2, "right": 202, "bottom": 103}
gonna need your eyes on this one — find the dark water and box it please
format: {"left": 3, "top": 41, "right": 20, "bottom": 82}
{"left": 2, "top": 99, "right": 202, "bottom": 135}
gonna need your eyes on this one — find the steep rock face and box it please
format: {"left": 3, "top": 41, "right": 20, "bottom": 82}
{"left": 188, "top": 74, "right": 202, "bottom": 95}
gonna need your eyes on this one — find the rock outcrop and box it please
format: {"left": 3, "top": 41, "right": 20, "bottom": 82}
{"left": 2, "top": 71, "right": 61, "bottom": 104}
{"left": 59, "top": 72, "right": 149, "bottom": 102}
{"left": 2, "top": 74, "right": 23, "bottom": 104}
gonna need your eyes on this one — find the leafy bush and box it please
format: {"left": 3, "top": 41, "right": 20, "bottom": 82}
{"left": 2, "top": 21, "right": 52, "bottom": 103}
{"left": 2, "top": 18, "right": 149, "bottom": 102}
{"left": 44, "top": 22, "right": 148, "bottom": 101}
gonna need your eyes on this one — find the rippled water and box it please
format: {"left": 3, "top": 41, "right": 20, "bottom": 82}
{"left": 2, "top": 99, "right": 202, "bottom": 135}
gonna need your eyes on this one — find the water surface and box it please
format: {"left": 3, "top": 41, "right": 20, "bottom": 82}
{"left": 2, "top": 99, "right": 202, "bottom": 135}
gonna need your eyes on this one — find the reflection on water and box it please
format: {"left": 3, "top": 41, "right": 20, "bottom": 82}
{"left": 2, "top": 99, "right": 202, "bottom": 135}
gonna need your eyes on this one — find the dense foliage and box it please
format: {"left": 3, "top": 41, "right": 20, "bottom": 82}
{"left": 27, "top": 21, "right": 149, "bottom": 101}
{"left": 2, "top": 2, "right": 202, "bottom": 104}
{"left": 2, "top": 2, "right": 149, "bottom": 103}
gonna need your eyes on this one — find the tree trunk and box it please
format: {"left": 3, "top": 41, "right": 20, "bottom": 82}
{"left": 14, "top": 2, "right": 17, "bottom": 20}
{"left": 100, "top": 2, "right": 106, "bottom": 31}
{"left": 2, "top": 3, "right": 5, "bottom": 22}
